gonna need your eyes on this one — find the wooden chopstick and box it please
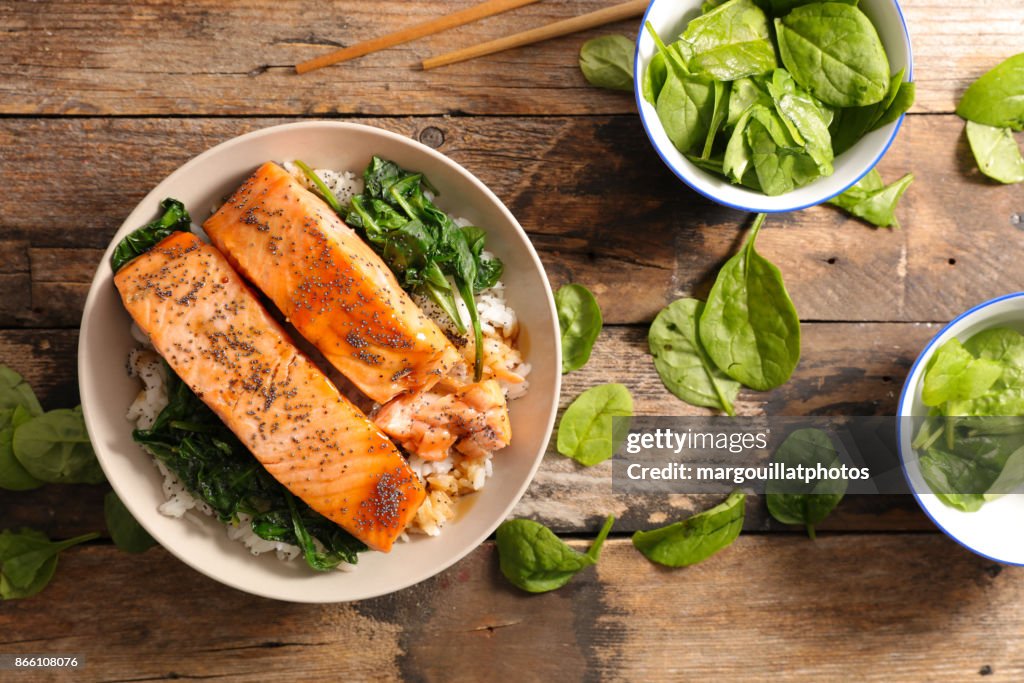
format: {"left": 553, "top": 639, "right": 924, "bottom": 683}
{"left": 295, "top": 0, "right": 541, "bottom": 74}
{"left": 422, "top": 0, "right": 649, "bottom": 70}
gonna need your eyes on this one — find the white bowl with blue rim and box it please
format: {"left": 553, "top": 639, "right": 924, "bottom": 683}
{"left": 898, "top": 293, "right": 1024, "bottom": 565}
{"left": 634, "top": 0, "right": 913, "bottom": 213}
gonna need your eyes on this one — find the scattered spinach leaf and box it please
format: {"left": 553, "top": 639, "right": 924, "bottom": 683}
{"left": 110, "top": 199, "right": 191, "bottom": 273}
{"left": 579, "top": 35, "right": 635, "bottom": 91}
{"left": 496, "top": 515, "right": 615, "bottom": 593}
{"left": 765, "top": 428, "right": 846, "bottom": 538}
{"left": 0, "top": 528, "right": 99, "bottom": 600}
{"left": 827, "top": 169, "right": 914, "bottom": 228}
{"left": 965, "top": 121, "right": 1024, "bottom": 184}
{"left": 955, "top": 52, "right": 1024, "bottom": 131}
{"left": 649, "top": 298, "right": 740, "bottom": 415}
{"left": 556, "top": 284, "right": 603, "bottom": 374}
{"left": 0, "top": 406, "right": 42, "bottom": 491}
{"left": 699, "top": 214, "right": 800, "bottom": 391}
{"left": 0, "top": 366, "right": 43, "bottom": 424}
{"left": 556, "top": 384, "right": 634, "bottom": 466}
{"left": 104, "top": 491, "right": 156, "bottom": 554}
{"left": 774, "top": 3, "right": 890, "bottom": 108}
{"left": 12, "top": 407, "right": 105, "bottom": 485}
{"left": 632, "top": 491, "right": 745, "bottom": 567}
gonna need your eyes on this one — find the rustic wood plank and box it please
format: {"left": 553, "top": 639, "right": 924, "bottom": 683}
{"left": 1, "top": 115, "right": 1020, "bottom": 327}
{"left": 0, "top": 537, "right": 1018, "bottom": 681}
{"left": 0, "top": 322, "right": 934, "bottom": 537}
{"left": 0, "top": 0, "right": 1018, "bottom": 116}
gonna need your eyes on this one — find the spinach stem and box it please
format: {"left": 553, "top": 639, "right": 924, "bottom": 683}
{"left": 586, "top": 514, "right": 617, "bottom": 561}
{"left": 294, "top": 160, "right": 343, "bottom": 214}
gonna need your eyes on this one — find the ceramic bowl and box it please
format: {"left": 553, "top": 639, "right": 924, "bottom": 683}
{"left": 634, "top": 0, "right": 913, "bottom": 212}
{"left": 898, "top": 293, "right": 1024, "bottom": 565}
{"left": 78, "top": 121, "right": 561, "bottom": 601}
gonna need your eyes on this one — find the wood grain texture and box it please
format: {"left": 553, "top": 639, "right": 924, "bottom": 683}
{"left": 0, "top": 322, "right": 932, "bottom": 538}
{"left": 0, "top": 0, "right": 1019, "bottom": 116}
{"left": 1, "top": 115, "right": 1021, "bottom": 328}
{"left": 0, "top": 537, "right": 1018, "bottom": 681}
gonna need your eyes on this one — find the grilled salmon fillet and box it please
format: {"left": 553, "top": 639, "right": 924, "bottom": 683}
{"left": 203, "top": 161, "right": 462, "bottom": 405}
{"left": 114, "top": 231, "right": 424, "bottom": 552}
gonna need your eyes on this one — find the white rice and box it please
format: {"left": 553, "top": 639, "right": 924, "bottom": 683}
{"left": 126, "top": 160, "right": 530, "bottom": 560}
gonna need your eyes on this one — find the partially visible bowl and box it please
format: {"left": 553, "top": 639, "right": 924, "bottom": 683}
{"left": 78, "top": 121, "right": 561, "bottom": 602}
{"left": 898, "top": 293, "right": 1024, "bottom": 565}
{"left": 634, "top": 0, "right": 914, "bottom": 213}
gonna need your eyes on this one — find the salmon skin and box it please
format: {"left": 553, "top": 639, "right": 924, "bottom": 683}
{"left": 203, "top": 161, "right": 462, "bottom": 405}
{"left": 114, "top": 231, "right": 424, "bottom": 552}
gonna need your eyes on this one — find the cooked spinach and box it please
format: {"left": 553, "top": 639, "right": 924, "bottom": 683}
{"left": 335, "top": 156, "right": 504, "bottom": 381}
{"left": 965, "top": 121, "right": 1024, "bottom": 184}
{"left": 914, "top": 328, "right": 1024, "bottom": 511}
{"left": 827, "top": 169, "right": 914, "bottom": 228}
{"left": 699, "top": 214, "right": 800, "bottom": 391}
{"left": 775, "top": 3, "right": 889, "bottom": 108}
{"left": 649, "top": 298, "right": 740, "bottom": 415}
{"left": 0, "top": 528, "right": 99, "bottom": 600}
{"left": 579, "top": 35, "right": 635, "bottom": 91}
{"left": 133, "top": 367, "right": 366, "bottom": 569}
{"left": 679, "top": 0, "right": 777, "bottom": 81}
{"left": 632, "top": 491, "right": 745, "bottom": 567}
{"left": 496, "top": 515, "right": 615, "bottom": 593}
{"left": 556, "top": 284, "right": 603, "bottom": 374}
{"left": 556, "top": 384, "right": 634, "bottom": 466}
{"left": 110, "top": 198, "right": 192, "bottom": 273}
{"left": 104, "top": 490, "right": 156, "bottom": 554}
{"left": 11, "top": 406, "right": 105, "bottom": 485}
{"left": 955, "top": 52, "right": 1024, "bottom": 131}
{"left": 765, "top": 428, "right": 846, "bottom": 538}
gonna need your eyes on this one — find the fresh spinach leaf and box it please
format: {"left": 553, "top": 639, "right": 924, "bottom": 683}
{"left": 632, "top": 491, "right": 745, "bottom": 567}
{"left": 775, "top": 3, "right": 889, "bottom": 108}
{"left": 827, "top": 169, "right": 913, "bottom": 228}
{"left": 699, "top": 213, "right": 801, "bottom": 390}
{"left": 921, "top": 338, "right": 1003, "bottom": 407}
{"left": 656, "top": 67, "right": 717, "bottom": 155}
{"left": 0, "top": 528, "right": 99, "bottom": 600}
{"left": 649, "top": 298, "right": 740, "bottom": 415}
{"left": 702, "top": 81, "right": 731, "bottom": 159}
{"left": 556, "top": 384, "right": 634, "bottom": 466}
{"left": 767, "top": 69, "right": 834, "bottom": 175}
{"left": 830, "top": 69, "right": 912, "bottom": 155}
{"left": 747, "top": 112, "right": 821, "bottom": 195}
{"left": 556, "top": 284, "right": 603, "bottom": 374}
{"left": 871, "top": 79, "right": 916, "bottom": 131}
{"left": 579, "top": 35, "right": 635, "bottom": 91}
{"left": 12, "top": 406, "right": 105, "bottom": 485}
{"left": 496, "top": 515, "right": 615, "bottom": 593}
{"left": 965, "top": 121, "right": 1024, "bottom": 184}
{"left": 0, "top": 366, "right": 43, "bottom": 424}
{"left": 104, "top": 491, "right": 156, "bottom": 554}
{"left": 110, "top": 198, "right": 191, "bottom": 273}
{"left": 680, "top": 0, "right": 777, "bottom": 81}
{"left": 765, "top": 428, "right": 846, "bottom": 538}
{"left": 643, "top": 50, "right": 669, "bottom": 105}
{"left": 918, "top": 448, "right": 991, "bottom": 512}
{"left": 956, "top": 52, "right": 1024, "bottom": 131}
{"left": 0, "top": 406, "right": 42, "bottom": 491}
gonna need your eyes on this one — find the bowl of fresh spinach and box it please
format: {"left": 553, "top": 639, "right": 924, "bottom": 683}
{"left": 898, "top": 293, "right": 1024, "bottom": 565}
{"left": 635, "top": 0, "right": 913, "bottom": 212}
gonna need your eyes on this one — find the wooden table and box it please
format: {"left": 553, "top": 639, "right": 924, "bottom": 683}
{"left": 3, "top": 1, "right": 1023, "bottom": 679}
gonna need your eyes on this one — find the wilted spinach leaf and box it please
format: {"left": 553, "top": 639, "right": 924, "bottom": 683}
{"left": 110, "top": 199, "right": 191, "bottom": 273}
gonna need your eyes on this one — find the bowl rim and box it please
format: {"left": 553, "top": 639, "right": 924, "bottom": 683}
{"left": 632, "top": 0, "right": 914, "bottom": 213}
{"left": 77, "top": 120, "right": 562, "bottom": 601}
{"left": 896, "top": 291, "right": 1024, "bottom": 566}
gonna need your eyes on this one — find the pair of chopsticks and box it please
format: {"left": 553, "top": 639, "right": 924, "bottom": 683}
{"left": 294, "top": 0, "right": 649, "bottom": 75}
